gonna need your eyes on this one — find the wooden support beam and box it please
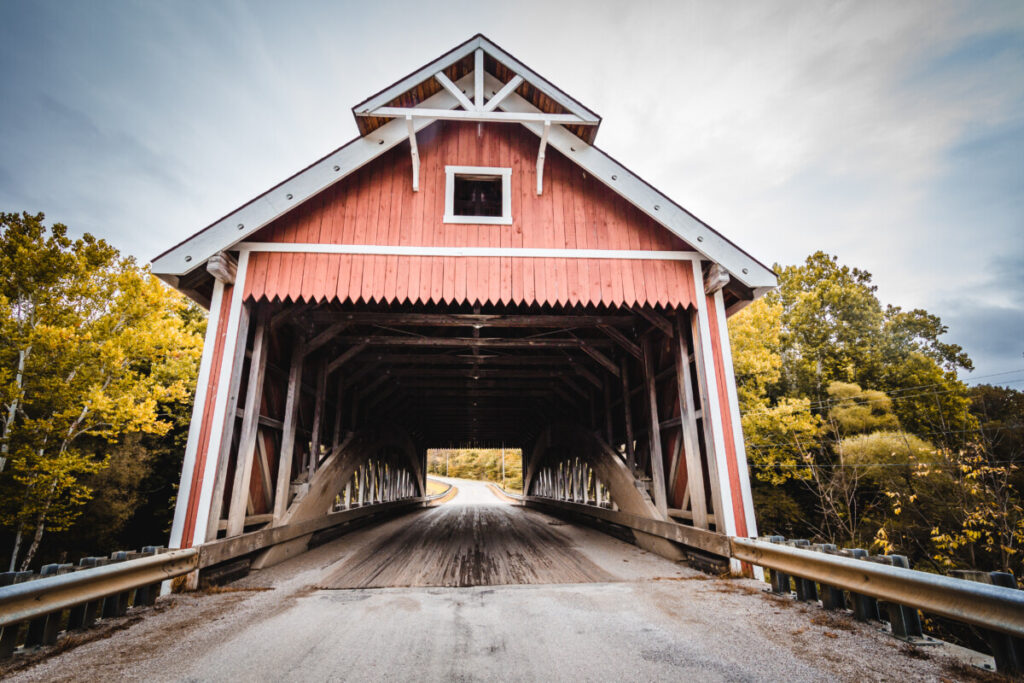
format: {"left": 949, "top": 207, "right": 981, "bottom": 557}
{"left": 331, "top": 375, "right": 344, "bottom": 450}
{"left": 642, "top": 337, "right": 668, "bottom": 517}
{"left": 633, "top": 305, "right": 674, "bottom": 337}
{"left": 227, "top": 314, "right": 270, "bottom": 537}
{"left": 536, "top": 119, "right": 550, "bottom": 195}
{"left": 326, "top": 343, "right": 368, "bottom": 375}
{"left": 575, "top": 336, "right": 620, "bottom": 377}
{"left": 270, "top": 303, "right": 310, "bottom": 331}
{"left": 598, "top": 325, "right": 642, "bottom": 360}
{"left": 204, "top": 302, "right": 252, "bottom": 542}
{"left": 363, "top": 107, "right": 589, "bottom": 125}
{"left": 311, "top": 311, "right": 636, "bottom": 328}
{"left": 331, "top": 335, "right": 612, "bottom": 349}
{"left": 482, "top": 74, "right": 523, "bottom": 112}
{"left": 603, "top": 378, "right": 614, "bottom": 447}
{"left": 308, "top": 359, "right": 327, "bottom": 479}
{"left": 304, "top": 322, "right": 349, "bottom": 358}
{"left": 272, "top": 338, "right": 305, "bottom": 522}
{"left": 434, "top": 71, "right": 475, "bottom": 112}
{"left": 674, "top": 311, "right": 707, "bottom": 528}
{"left": 620, "top": 357, "right": 636, "bottom": 475}
{"left": 474, "top": 48, "right": 484, "bottom": 109}
{"left": 406, "top": 115, "right": 420, "bottom": 191}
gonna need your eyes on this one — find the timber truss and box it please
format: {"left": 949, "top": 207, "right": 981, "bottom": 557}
{"left": 353, "top": 38, "right": 599, "bottom": 195}
{"left": 199, "top": 294, "right": 737, "bottom": 561}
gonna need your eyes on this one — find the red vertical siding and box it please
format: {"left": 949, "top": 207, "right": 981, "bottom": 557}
{"left": 181, "top": 283, "right": 234, "bottom": 547}
{"left": 705, "top": 292, "right": 750, "bottom": 537}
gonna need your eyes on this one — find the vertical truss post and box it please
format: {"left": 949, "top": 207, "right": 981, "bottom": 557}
{"left": 620, "top": 357, "right": 636, "bottom": 474}
{"left": 227, "top": 312, "right": 270, "bottom": 537}
{"left": 273, "top": 337, "right": 305, "bottom": 522}
{"left": 642, "top": 337, "right": 669, "bottom": 517}
{"left": 474, "top": 48, "right": 484, "bottom": 109}
{"left": 309, "top": 359, "right": 327, "bottom": 480}
{"left": 674, "top": 311, "right": 709, "bottom": 529}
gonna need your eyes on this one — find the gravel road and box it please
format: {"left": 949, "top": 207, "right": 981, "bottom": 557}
{"left": 4, "top": 478, "right": 987, "bottom": 682}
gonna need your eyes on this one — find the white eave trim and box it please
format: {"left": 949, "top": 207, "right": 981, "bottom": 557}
{"left": 480, "top": 72, "right": 776, "bottom": 289}
{"left": 153, "top": 61, "right": 775, "bottom": 291}
{"left": 151, "top": 73, "right": 477, "bottom": 277}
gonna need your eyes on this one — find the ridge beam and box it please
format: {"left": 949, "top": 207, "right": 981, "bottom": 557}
{"left": 537, "top": 120, "right": 551, "bottom": 195}
{"left": 434, "top": 71, "right": 476, "bottom": 112}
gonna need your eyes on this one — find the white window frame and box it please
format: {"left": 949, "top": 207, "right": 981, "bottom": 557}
{"left": 443, "top": 165, "right": 512, "bottom": 225}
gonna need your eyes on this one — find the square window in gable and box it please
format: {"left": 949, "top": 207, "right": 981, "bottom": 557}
{"left": 444, "top": 166, "right": 512, "bottom": 225}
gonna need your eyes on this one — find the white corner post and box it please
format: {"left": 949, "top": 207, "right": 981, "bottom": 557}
{"left": 191, "top": 249, "right": 251, "bottom": 546}
{"left": 689, "top": 262, "right": 737, "bottom": 538}
{"left": 168, "top": 274, "right": 227, "bottom": 549}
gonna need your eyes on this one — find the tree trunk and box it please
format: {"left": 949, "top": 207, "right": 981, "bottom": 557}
{"left": 0, "top": 345, "right": 30, "bottom": 473}
{"left": 19, "top": 481, "right": 56, "bottom": 571}
{"left": 8, "top": 525, "right": 23, "bottom": 572}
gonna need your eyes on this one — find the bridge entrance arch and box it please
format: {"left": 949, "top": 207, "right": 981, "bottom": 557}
{"left": 152, "top": 35, "right": 776, "bottom": 576}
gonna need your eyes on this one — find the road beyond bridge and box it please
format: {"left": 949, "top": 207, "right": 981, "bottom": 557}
{"left": 6, "top": 480, "right": 974, "bottom": 682}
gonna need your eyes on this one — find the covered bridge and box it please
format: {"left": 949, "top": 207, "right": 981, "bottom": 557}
{"left": 152, "top": 34, "right": 777, "bottom": 571}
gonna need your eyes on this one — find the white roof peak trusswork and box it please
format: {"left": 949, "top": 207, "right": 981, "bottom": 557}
{"left": 152, "top": 34, "right": 777, "bottom": 294}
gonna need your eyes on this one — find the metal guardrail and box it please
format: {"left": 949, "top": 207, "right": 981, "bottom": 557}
{"left": 0, "top": 498, "right": 428, "bottom": 658}
{"left": 525, "top": 496, "right": 1024, "bottom": 645}
{"left": 731, "top": 537, "right": 1024, "bottom": 639}
{"left": 0, "top": 549, "right": 198, "bottom": 630}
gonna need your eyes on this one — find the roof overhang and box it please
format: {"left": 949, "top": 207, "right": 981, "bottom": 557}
{"left": 152, "top": 34, "right": 776, "bottom": 300}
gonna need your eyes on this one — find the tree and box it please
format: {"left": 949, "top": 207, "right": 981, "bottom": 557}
{"left": 0, "top": 212, "right": 203, "bottom": 570}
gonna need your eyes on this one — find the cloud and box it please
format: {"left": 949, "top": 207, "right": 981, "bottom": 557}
{"left": 0, "top": 0, "right": 1022, "bottom": 379}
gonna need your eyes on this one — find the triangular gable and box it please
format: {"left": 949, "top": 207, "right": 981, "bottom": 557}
{"left": 152, "top": 34, "right": 776, "bottom": 294}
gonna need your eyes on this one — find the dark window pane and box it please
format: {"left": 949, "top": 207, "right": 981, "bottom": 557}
{"left": 453, "top": 175, "right": 503, "bottom": 217}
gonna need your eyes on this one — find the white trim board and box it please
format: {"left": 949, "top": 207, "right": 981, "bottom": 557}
{"left": 481, "top": 72, "right": 776, "bottom": 290}
{"left": 238, "top": 242, "right": 702, "bottom": 261}
{"left": 443, "top": 165, "right": 512, "bottom": 225}
{"left": 152, "top": 39, "right": 776, "bottom": 292}
{"left": 151, "top": 73, "right": 477, "bottom": 277}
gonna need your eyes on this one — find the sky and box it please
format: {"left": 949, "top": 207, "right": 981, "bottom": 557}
{"left": 1, "top": 0, "right": 1022, "bottom": 386}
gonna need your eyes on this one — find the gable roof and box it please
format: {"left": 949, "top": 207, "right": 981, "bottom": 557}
{"left": 152, "top": 34, "right": 777, "bottom": 293}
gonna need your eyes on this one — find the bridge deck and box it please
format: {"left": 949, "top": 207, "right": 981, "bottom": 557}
{"left": 320, "top": 489, "right": 613, "bottom": 588}
{"left": 5, "top": 482, "right": 970, "bottom": 682}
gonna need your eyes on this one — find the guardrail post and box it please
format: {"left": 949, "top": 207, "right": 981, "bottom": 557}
{"left": 766, "top": 537, "right": 791, "bottom": 594}
{"left": 810, "top": 544, "right": 845, "bottom": 609}
{"left": 25, "top": 565, "right": 62, "bottom": 647}
{"left": 101, "top": 552, "right": 134, "bottom": 618}
{"left": 841, "top": 549, "right": 880, "bottom": 620}
{"left": 951, "top": 570, "right": 1023, "bottom": 674}
{"left": 66, "top": 557, "right": 106, "bottom": 630}
{"left": 879, "top": 555, "right": 924, "bottom": 639}
{"left": 785, "top": 540, "right": 818, "bottom": 602}
{"left": 132, "top": 546, "right": 166, "bottom": 607}
{"left": 0, "top": 571, "right": 33, "bottom": 659}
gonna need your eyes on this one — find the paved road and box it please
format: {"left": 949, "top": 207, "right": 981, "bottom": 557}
{"left": 6, "top": 479, "right": 971, "bottom": 682}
